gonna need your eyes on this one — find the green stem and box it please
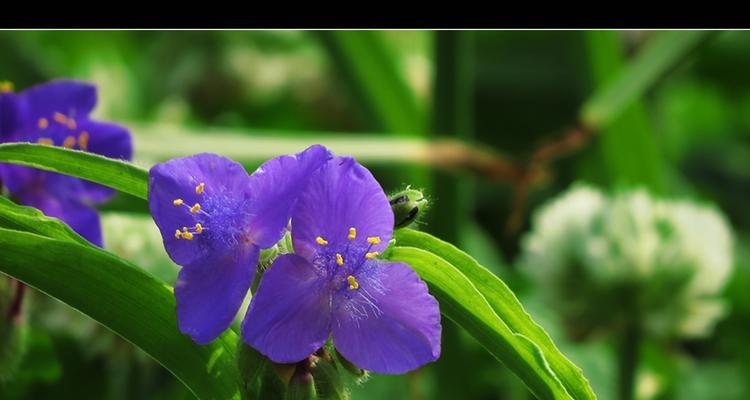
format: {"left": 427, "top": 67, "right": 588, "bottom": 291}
{"left": 618, "top": 306, "right": 640, "bottom": 400}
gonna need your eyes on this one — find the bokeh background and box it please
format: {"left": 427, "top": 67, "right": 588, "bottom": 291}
{"left": 1, "top": 30, "right": 750, "bottom": 399}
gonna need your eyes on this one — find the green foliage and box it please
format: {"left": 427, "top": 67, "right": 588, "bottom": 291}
{"left": 392, "top": 229, "right": 595, "bottom": 400}
{"left": 0, "top": 143, "right": 148, "bottom": 199}
{"left": 581, "top": 31, "right": 711, "bottom": 129}
{"left": 0, "top": 200, "right": 240, "bottom": 399}
{"left": 0, "top": 134, "right": 593, "bottom": 399}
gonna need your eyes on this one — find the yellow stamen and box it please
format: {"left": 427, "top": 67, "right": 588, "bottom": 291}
{"left": 365, "top": 251, "right": 379, "bottom": 259}
{"left": 173, "top": 198, "right": 184, "bottom": 206}
{"left": 38, "top": 118, "right": 49, "bottom": 129}
{"left": 366, "top": 236, "right": 381, "bottom": 244}
{"left": 336, "top": 253, "right": 344, "bottom": 266}
{"left": 53, "top": 112, "right": 67, "bottom": 124}
{"left": 315, "top": 236, "right": 328, "bottom": 245}
{"left": 347, "top": 275, "right": 359, "bottom": 290}
{"left": 66, "top": 118, "right": 77, "bottom": 130}
{"left": 195, "top": 182, "right": 205, "bottom": 194}
{"left": 62, "top": 136, "right": 76, "bottom": 148}
{"left": 78, "top": 131, "right": 89, "bottom": 150}
{"left": 37, "top": 137, "right": 53, "bottom": 146}
{"left": 174, "top": 229, "right": 182, "bottom": 239}
{"left": 195, "top": 223, "right": 203, "bottom": 234}
{"left": 190, "top": 203, "right": 201, "bottom": 213}
{"left": 347, "top": 227, "right": 357, "bottom": 240}
{"left": 0, "top": 81, "right": 13, "bottom": 93}
{"left": 181, "top": 231, "right": 194, "bottom": 240}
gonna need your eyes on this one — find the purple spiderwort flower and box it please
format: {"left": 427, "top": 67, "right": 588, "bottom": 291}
{"left": 148, "top": 145, "right": 332, "bottom": 344}
{"left": 243, "top": 156, "right": 442, "bottom": 374}
{"left": 0, "top": 80, "right": 132, "bottom": 246}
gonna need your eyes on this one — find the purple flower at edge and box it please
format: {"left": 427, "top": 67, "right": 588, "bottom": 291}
{"left": 242, "top": 155, "right": 442, "bottom": 374}
{"left": 148, "top": 145, "right": 332, "bottom": 344}
{"left": 0, "top": 80, "right": 133, "bottom": 247}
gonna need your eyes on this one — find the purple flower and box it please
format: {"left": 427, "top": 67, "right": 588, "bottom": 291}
{"left": 0, "top": 80, "right": 132, "bottom": 246}
{"left": 243, "top": 156, "right": 441, "bottom": 374}
{"left": 148, "top": 145, "right": 332, "bottom": 344}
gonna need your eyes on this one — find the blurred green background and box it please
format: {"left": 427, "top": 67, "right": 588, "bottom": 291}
{"left": 2, "top": 30, "right": 750, "bottom": 399}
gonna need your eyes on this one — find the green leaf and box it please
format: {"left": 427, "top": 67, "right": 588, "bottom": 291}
{"left": 581, "top": 30, "right": 712, "bottom": 129}
{"left": 0, "top": 143, "right": 148, "bottom": 199}
{"left": 316, "top": 31, "right": 425, "bottom": 135}
{"left": 584, "top": 30, "right": 664, "bottom": 192}
{"left": 0, "top": 196, "right": 89, "bottom": 246}
{"left": 0, "top": 201, "right": 240, "bottom": 399}
{"left": 0, "top": 144, "right": 594, "bottom": 398}
{"left": 392, "top": 229, "right": 596, "bottom": 400}
{"left": 387, "top": 246, "right": 572, "bottom": 400}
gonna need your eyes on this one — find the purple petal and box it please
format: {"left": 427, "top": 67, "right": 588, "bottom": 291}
{"left": 175, "top": 245, "right": 259, "bottom": 344}
{"left": 74, "top": 119, "right": 133, "bottom": 203}
{"left": 19, "top": 80, "right": 97, "bottom": 120}
{"left": 148, "top": 153, "right": 251, "bottom": 266}
{"left": 245, "top": 144, "right": 332, "bottom": 248}
{"left": 332, "top": 261, "right": 441, "bottom": 374}
{"left": 242, "top": 254, "right": 332, "bottom": 363}
{"left": 17, "top": 190, "right": 103, "bottom": 247}
{"left": 0, "top": 92, "right": 22, "bottom": 140}
{"left": 292, "top": 157, "right": 393, "bottom": 259}
{"left": 75, "top": 119, "right": 132, "bottom": 160}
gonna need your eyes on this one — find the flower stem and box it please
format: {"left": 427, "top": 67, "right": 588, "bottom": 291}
{"left": 618, "top": 319, "right": 640, "bottom": 400}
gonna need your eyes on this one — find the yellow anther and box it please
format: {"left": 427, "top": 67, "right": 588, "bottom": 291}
{"left": 62, "top": 136, "right": 76, "bottom": 148}
{"left": 336, "top": 253, "right": 344, "bottom": 266}
{"left": 38, "top": 118, "right": 49, "bottom": 129}
{"left": 173, "top": 198, "right": 184, "bottom": 206}
{"left": 190, "top": 203, "right": 201, "bottom": 213}
{"left": 347, "top": 275, "right": 359, "bottom": 290}
{"left": 348, "top": 227, "right": 357, "bottom": 240}
{"left": 195, "top": 182, "right": 205, "bottom": 194}
{"left": 315, "top": 236, "right": 328, "bottom": 245}
{"left": 66, "top": 118, "right": 77, "bottom": 130}
{"left": 366, "top": 236, "right": 381, "bottom": 244}
{"left": 195, "top": 223, "right": 203, "bottom": 234}
{"left": 0, "top": 81, "right": 13, "bottom": 93}
{"left": 36, "top": 137, "right": 53, "bottom": 146}
{"left": 365, "top": 251, "right": 380, "bottom": 259}
{"left": 181, "top": 231, "right": 194, "bottom": 240}
{"left": 53, "top": 112, "right": 67, "bottom": 124}
{"left": 78, "top": 131, "right": 89, "bottom": 150}
{"left": 174, "top": 229, "right": 182, "bottom": 239}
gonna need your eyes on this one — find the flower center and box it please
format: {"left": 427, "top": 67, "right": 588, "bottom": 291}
{"left": 33, "top": 111, "right": 90, "bottom": 151}
{"left": 314, "top": 227, "right": 382, "bottom": 291}
{"left": 0, "top": 81, "right": 13, "bottom": 93}
{"left": 171, "top": 182, "right": 253, "bottom": 247}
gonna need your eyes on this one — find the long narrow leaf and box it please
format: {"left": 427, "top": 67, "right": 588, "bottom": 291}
{"left": 388, "top": 246, "right": 573, "bottom": 400}
{"left": 0, "top": 202, "right": 240, "bottom": 399}
{"left": 0, "top": 143, "right": 148, "bottom": 199}
{"left": 581, "top": 30, "right": 711, "bottom": 128}
{"left": 393, "top": 229, "right": 596, "bottom": 400}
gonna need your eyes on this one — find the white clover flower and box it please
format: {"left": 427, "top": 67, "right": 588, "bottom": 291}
{"left": 521, "top": 183, "right": 734, "bottom": 340}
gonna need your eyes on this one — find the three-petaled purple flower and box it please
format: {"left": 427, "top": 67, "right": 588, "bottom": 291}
{"left": 0, "top": 80, "right": 132, "bottom": 246}
{"left": 243, "top": 155, "right": 441, "bottom": 374}
{"left": 148, "top": 146, "right": 332, "bottom": 344}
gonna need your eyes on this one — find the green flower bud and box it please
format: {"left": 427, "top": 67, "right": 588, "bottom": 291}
{"left": 311, "top": 348, "right": 349, "bottom": 400}
{"left": 285, "top": 358, "right": 317, "bottom": 400}
{"left": 332, "top": 348, "right": 366, "bottom": 380}
{"left": 389, "top": 187, "right": 428, "bottom": 229}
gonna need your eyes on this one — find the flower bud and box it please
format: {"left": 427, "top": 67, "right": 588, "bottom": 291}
{"left": 311, "top": 348, "right": 348, "bottom": 400}
{"left": 389, "top": 187, "right": 428, "bottom": 229}
{"left": 332, "top": 348, "right": 366, "bottom": 380}
{"left": 285, "top": 358, "right": 318, "bottom": 400}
